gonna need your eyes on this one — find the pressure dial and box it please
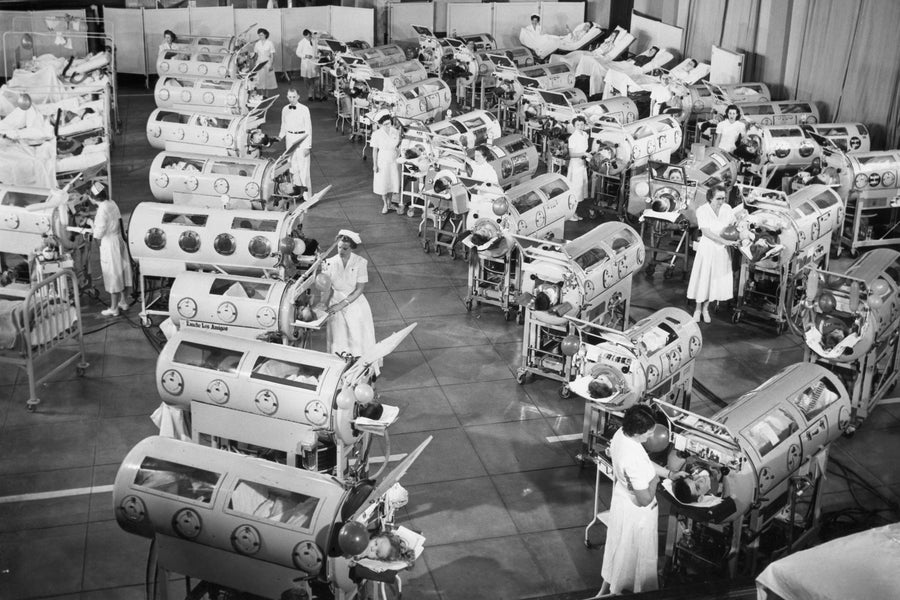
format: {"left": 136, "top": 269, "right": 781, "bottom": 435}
{"left": 217, "top": 301, "right": 237, "bottom": 323}
{"left": 255, "top": 390, "right": 278, "bottom": 415}
{"left": 305, "top": 400, "right": 327, "bottom": 425}
{"left": 207, "top": 379, "right": 230, "bottom": 404}
{"left": 173, "top": 508, "right": 202, "bottom": 539}
{"left": 177, "top": 297, "right": 197, "bottom": 319}
{"left": 161, "top": 369, "right": 184, "bottom": 395}
{"left": 257, "top": 306, "right": 277, "bottom": 328}
{"left": 231, "top": 524, "right": 261, "bottom": 555}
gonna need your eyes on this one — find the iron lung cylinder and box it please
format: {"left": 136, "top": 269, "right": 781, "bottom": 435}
{"left": 801, "top": 248, "right": 900, "bottom": 363}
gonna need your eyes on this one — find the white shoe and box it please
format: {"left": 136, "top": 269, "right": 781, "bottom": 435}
{"left": 567, "top": 214, "right": 583, "bottom": 222}
{"left": 118, "top": 301, "right": 130, "bottom": 312}
{"left": 381, "top": 205, "right": 390, "bottom": 214}
{"left": 702, "top": 309, "right": 711, "bottom": 323}
{"left": 101, "top": 307, "right": 119, "bottom": 317}
{"left": 692, "top": 310, "right": 701, "bottom": 322}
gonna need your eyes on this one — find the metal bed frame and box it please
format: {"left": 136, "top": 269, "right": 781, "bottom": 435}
{"left": 0, "top": 268, "right": 89, "bottom": 411}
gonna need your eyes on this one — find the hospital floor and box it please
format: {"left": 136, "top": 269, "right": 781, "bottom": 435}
{"left": 1, "top": 77, "right": 899, "bottom": 600}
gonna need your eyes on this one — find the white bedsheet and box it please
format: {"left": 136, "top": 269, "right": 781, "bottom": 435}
{"left": 0, "top": 138, "right": 56, "bottom": 187}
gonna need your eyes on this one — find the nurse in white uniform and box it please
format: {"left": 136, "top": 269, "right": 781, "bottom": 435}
{"left": 278, "top": 88, "right": 312, "bottom": 201}
{"left": 687, "top": 184, "right": 736, "bottom": 323}
{"left": 322, "top": 230, "right": 379, "bottom": 375}
{"left": 714, "top": 104, "right": 746, "bottom": 154}
{"left": 599, "top": 405, "right": 687, "bottom": 596}
{"left": 566, "top": 115, "right": 589, "bottom": 221}
{"left": 88, "top": 182, "right": 133, "bottom": 317}
{"left": 253, "top": 28, "right": 277, "bottom": 97}
{"left": 370, "top": 112, "right": 402, "bottom": 214}
{"left": 469, "top": 146, "right": 499, "bottom": 186}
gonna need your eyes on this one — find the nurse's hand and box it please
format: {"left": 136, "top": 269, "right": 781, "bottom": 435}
{"left": 669, "top": 470, "right": 690, "bottom": 480}
{"left": 327, "top": 300, "right": 347, "bottom": 315}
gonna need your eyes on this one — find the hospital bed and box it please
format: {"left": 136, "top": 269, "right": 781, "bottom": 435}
{"left": 519, "top": 22, "right": 611, "bottom": 61}
{"left": 0, "top": 268, "right": 88, "bottom": 411}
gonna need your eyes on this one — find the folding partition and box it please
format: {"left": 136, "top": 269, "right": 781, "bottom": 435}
{"left": 12, "top": 10, "right": 89, "bottom": 58}
{"left": 103, "top": 7, "right": 145, "bottom": 75}
{"left": 388, "top": 2, "right": 434, "bottom": 43}
{"left": 331, "top": 6, "right": 374, "bottom": 47}
{"left": 445, "top": 2, "right": 492, "bottom": 38}
{"left": 540, "top": 3, "right": 586, "bottom": 36}
{"left": 189, "top": 6, "right": 236, "bottom": 39}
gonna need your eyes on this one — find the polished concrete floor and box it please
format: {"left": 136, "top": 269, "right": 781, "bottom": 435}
{"left": 1, "top": 77, "right": 899, "bottom": 600}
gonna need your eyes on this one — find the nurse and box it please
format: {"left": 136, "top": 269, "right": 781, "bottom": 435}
{"left": 321, "top": 230, "right": 379, "bottom": 375}
{"left": 566, "top": 115, "right": 589, "bottom": 221}
{"left": 469, "top": 146, "right": 499, "bottom": 186}
{"left": 88, "top": 182, "right": 133, "bottom": 317}
{"left": 253, "top": 28, "right": 277, "bottom": 97}
{"left": 159, "top": 30, "right": 177, "bottom": 53}
{"left": 370, "top": 112, "right": 402, "bottom": 214}
{"left": 686, "top": 184, "right": 736, "bottom": 323}
{"left": 599, "top": 405, "right": 686, "bottom": 596}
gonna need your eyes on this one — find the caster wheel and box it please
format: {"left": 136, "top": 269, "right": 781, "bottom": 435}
{"left": 422, "top": 240, "right": 430, "bottom": 253}
{"left": 516, "top": 310, "right": 524, "bottom": 325}
{"left": 775, "top": 321, "right": 787, "bottom": 335}
{"left": 584, "top": 540, "right": 593, "bottom": 549}
{"left": 515, "top": 369, "right": 528, "bottom": 385}
{"left": 849, "top": 248, "right": 860, "bottom": 258}
{"left": 587, "top": 209, "right": 598, "bottom": 220}
{"left": 664, "top": 267, "right": 675, "bottom": 280}
{"left": 435, "top": 246, "right": 442, "bottom": 256}
{"left": 559, "top": 384, "right": 571, "bottom": 399}
{"left": 27, "top": 403, "right": 36, "bottom": 412}
{"left": 504, "top": 310, "right": 512, "bottom": 322}
{"left": 465, "top": 298, "right": 473, "bottom": 311}
{"left": 76, "top": 366, "right": 86, "bottom": 377}
{"left": 450, "top": 248, "right": 457, "bottom": 259}
{"left": 731, "top": 311, "right": 742, "bottom": 324}
{"left": 140, "top": 315, "right": 152, "bottom": 328}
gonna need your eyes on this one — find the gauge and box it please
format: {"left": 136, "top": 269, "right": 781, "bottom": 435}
{"left": 177, "top": 297, "right": 197, "bottom": 319}
{"left": 688, "top": 335, "right": 701, "bottom": 358}
{"left": 293, "top": 541, "right": 324, "bottom": 574}
{"left": 646, "top": 364, "right": 660, "bottom": 386}
{"left": 156, "top": 173, "right": 169, "bottom": 188}
{"left": 173, "top": 508, "right": 202, "bottom": 539}
{"left": 160, "top": 369, "right": 184, "bottom": 395}
{"left": 245, "top": 182, "right": 260, "bottom": 197}
{"left": 305, "top": 400, "right": 327, "bottom": 425}
{"left": 255, "top": 389, "right": 278, "bottom": 415}
{"left": 214, "top": 178, "right": 229, "bottom": 194}
{"left": 231, "top": 525, "right": 261, "bottom": 555}
{"left": 854, "top": 173, "right": 868, "bottom": 189}
{"left": 207, "top": 379, "right": 230, "bottom": 404}
{"left": 602, "top": 268, "right": 613, "bottom": 289}
{"left": 119, "top": 496, "right": 146, "bottom": 522}
{"left": 186, "top": 176, "right": 199, "bottom": 191}
{"left": 145, "top": 228, "right": 166, "bottom": 251}
{"left": 3, "top": 214, "right": 19, "bottom": 229}
{"left": 217, "top": 301, "right": 237, "bottom": 323}
{"left": 883, "top": 171, "right": 896, "bottom": 187}
{"left": 257, "top": 306, "right": 277, "bottom": 328}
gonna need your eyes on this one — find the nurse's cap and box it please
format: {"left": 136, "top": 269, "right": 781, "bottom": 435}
{"left": 337, "top": 229, "right": 362, "bottom": 245}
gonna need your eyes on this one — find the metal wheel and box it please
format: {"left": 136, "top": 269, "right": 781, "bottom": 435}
{"left": 140, "top": 315, "right": 152, "bottom": 328}
{"left": 849, "top": 248, "right": 860, "bottom": 258}
{"left": 731, "top": 311, "right": 742, "bottom": 324}
{"left": 775, "top": 321, "right": 787, "bottom": 335}
{"left": 465, "top": 298, "right": 473, "bottom": 311}
{"left": 559, "top": 384, "right": 571, "bottom": 399}
{"left": 515, "top": 369, "right": 529, "bottom": 385}
{"left": 422, "top": 240, "right": 430, "bottom": 253}
{"left": 76, "top": 366, "right": 86, "bottom": 377}
{"left": 663, "top": 267, "right": 675, "bottom": 280}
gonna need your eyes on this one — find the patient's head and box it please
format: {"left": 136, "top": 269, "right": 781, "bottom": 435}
{"left": 361, "top": 532, "right": 413, "bottom": 564}
{"left": 673, "top": 468, "right": 712, "bottom": 503}
{"left": 588, "top": 374, "right": 616, "bottom": 399}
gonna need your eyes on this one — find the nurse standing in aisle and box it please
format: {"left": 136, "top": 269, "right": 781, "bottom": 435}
{"left": 278, "top": 88, "right": 312, "bottom": 201}
{"left": 370, "top": 113, "right": 402, "bottom": 214}
{"left": 88, "top": 182, "right": 133, "bottom": 317}
{"left": 321, "top": 230, "right": 379, "bottom": 375}
{"left": 599, "top": 405, "right": 685, "bottom": 596}
{"left": 253, "top": 28, "right": 277, "bottom": 97}
{"left": 686, "top": 184, "right": 736, "bottom": 323}
{"left": 566, "top": 115, "right": 589, "bottom": 221}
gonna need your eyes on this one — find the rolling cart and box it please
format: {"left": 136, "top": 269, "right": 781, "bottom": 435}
{"left": 421, "top": 182, "right": 468, "bottom": 258}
